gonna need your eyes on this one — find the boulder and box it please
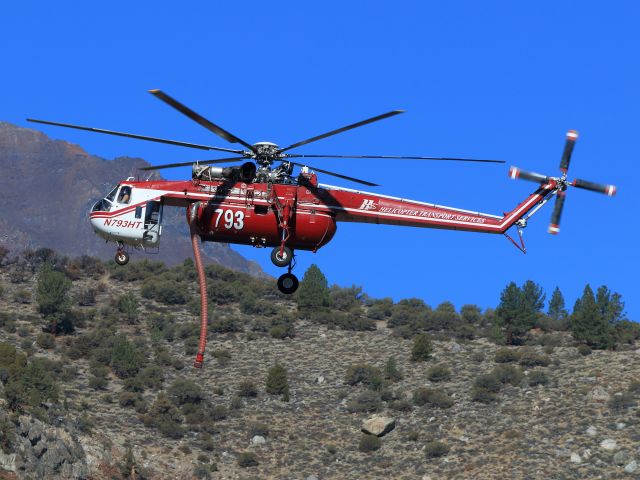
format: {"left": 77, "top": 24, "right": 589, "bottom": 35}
{"left": 251, "top": 435, "right": 266, "bottom": 446}
{"left": 586, "top": 426, "right": 597, "bottom": 437}
{"left": 570, "top": 452, "right": 581, "bottom": 464}
{"left": 625, "top": 460, "right": 638, "bottom": 473}
{"left": 613, "top": 450, "right": 631, "bottom": 466}
{"left": 599, "top": 439, "right": 617, "bottom": 451}
{"left": 361, "top": 415, "right": 396, "bottom": 437}
{"left": 586, "top": 386, "right": 610, "bottom": 402}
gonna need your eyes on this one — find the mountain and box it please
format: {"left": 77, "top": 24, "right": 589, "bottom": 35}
{"left": 0, "top": 122, "right": 263, "bottom": 275}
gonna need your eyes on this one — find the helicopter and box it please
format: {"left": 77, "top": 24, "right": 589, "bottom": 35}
{"left": 28, "top": 90, "right": 616, "bottom": 367}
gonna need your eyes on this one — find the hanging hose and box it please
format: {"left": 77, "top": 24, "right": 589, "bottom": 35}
{"left": 190, "top": 222, "right": 208, "bottom": 368}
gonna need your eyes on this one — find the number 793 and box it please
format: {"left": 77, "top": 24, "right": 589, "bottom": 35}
{"left": 214, "top": 209, "right": 245, "bottom": 230}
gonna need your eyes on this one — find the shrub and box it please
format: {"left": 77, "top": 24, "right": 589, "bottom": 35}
{"left": 36, "top": 263, "right": 71, "bottom": 317}
{"left": 14, "top": 290, "right": 32, "bottom": 304}
{"left": 427, "top": 364, "right": 451, "bottom": 382}
{"left": 110, "top": 334, "right": 144, "bottom": 378}
{"left": 493, "top": 365, "right": 523, "bottom": 386}
{"left": 412, "top": 388, "right": 454, "bottom": 409}
{"left": 388, "top": 398, "right": 413, "bottom": 412}
{"left": 168, "top": 379, "right": 204, "bottom": 406}
{"left": 209, "top": 405, "right": 227, "bottom": 421}
{"left": 346, "top": 391, "right": 381, "bottom": 413}
{"left": 628, "top": 381, "right": 640, "bottom": 395}
{"left": 116, "top": 292, "right": 139, "bottom": 323}
{"left": 577, "top": 344, "right": 592, "bottom": 356}
{"left": 424, "top": 440, "right": 449, "bottom": 458}
{"left": 266, "top": 364, "right": 290, "bottom": 401}
{"left": 345, "top": 364, "right": 383, "bottom": 390}
{"left": 411, "top": 333, "right": 433, "bottom": 362}
{"left": 88, "top": 375, "right": 108, "bottom": 390}
{"left": 474, "top": 373, "right": 502, "bottom": 393}
{"left": 249, "top": 422, "right": 269, "bottom": 438}
{"left": 608, "top": 392, "right": 636, "bottom": 412}
{"left": 471, "top": 387, "right": 498, "bottom": 404}
{"left": 383, "top": 357, "right": 403, "bottom": 382}
{"left": 142, "top": 393, "right": 183, "bottom": 439}
{"left": 238, "top": 380, "right": 258, "bottom": 398}
{"left": 141, "top": 278, "right": 188, "bottom": 305}
{"left": 358, "top": 434, "right": 381, "bottom": 452}
{"left": 494, "top": 348, "right": 520, "bottom": 363}
{"left": 237, "top": 452, "right": 259, "bottom": 468}
{"left": 518, "top": 350, "right": 550, "bottom": 367}
{"left": 210, "top": 317, "right": 243, "bottom": 334}
{"left": 76, "top": 288, "right": 96, "bottom": 306}
{"left": 527, "top": 370, "right": 549, "bottom": 387}
{"left": 36, "top": 333, "right": 55, "bottom": 350}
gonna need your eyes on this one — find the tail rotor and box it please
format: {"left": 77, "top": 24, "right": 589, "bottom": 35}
{"left": 509, "top": 130, "right": 616, "bottom": 235}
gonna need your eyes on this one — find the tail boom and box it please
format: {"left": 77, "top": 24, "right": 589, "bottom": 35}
{"left": 313, "top": 183, "right": 555, "bottom": 234}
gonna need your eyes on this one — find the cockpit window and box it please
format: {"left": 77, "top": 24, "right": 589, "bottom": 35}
{"left": 118, "top": 186, "right": 132, "bottom": 204}
{"left": 92, "top": 199, "right": 111, "bottom": 212}
{"left": 105, "top": 186, "right": 118, "bottom": 202}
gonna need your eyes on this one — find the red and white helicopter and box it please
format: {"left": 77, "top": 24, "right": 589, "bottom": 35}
{"left": 28, "top": 90, "right": 616, "bottom": 367}
{"left": 28, "top": 90, "right": 617, "bottom": 293}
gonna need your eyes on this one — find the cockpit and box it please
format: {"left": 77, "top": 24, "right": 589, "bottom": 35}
{"left": 92, "top": 185, "right": 133, "bottom": 212}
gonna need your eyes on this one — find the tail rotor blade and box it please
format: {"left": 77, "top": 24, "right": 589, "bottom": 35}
{"left": 571, "top": 178, "right": 617, "bottom": 196}
{"left": 548, "top": 191, "right": 566, "bottom": 235}
{"left": 509, "top": 166, "right": 551, "bottom": 184}
{"left": 559, "top": 130, "right": 578, "bottom": 172}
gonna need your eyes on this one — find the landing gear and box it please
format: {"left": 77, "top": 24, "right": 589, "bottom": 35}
{"left": 277, "top": 273, "right": 299, "bottom": 294}
{"left": 270, "top": 246, "right": 293, "bottom": 267}
{"left": 115, "top": 244, "right": 129, "bottom": 266}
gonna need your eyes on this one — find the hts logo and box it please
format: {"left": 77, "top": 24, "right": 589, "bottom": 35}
{"left": 359, "top": 199, "right": 377, "bottom": 210}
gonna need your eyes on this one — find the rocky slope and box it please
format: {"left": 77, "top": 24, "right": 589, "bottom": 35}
{"left": 0, "top": 258, "right": 638, "bottom": 479}
{"left": 0, "top": 122, "right": 261, "bottom": 275}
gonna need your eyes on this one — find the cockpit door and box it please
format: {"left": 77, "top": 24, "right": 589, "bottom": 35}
{"left": 143, "top": 200, "right": 163, "bottom": 246}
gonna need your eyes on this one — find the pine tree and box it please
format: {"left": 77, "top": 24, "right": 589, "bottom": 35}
{"left": 521, "top": 280, "right": 545, "bottom": 328}
{"left": 595, "top": 285, "right": 626, "bottom": 325}
{"left": 295, "top": 264, "right": 331, "bottom": 312}
{"left": 547, "top": 287, "right": 568, "bottom": 321}
{"left": 571, "top": 284, "right": 614, "bottom": 349}
{"left": 496, "top": 282, "right": 523, "bottom": 344}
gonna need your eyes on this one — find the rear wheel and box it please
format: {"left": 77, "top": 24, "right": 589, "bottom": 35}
{"left": 115, "top": 250, "right": 129, "bottom": 266}
{"left": 271, "top": 246, "right": 293, "bottom": 267}
{"left": 277, "top": 273, "right": 299, "bottom": 294}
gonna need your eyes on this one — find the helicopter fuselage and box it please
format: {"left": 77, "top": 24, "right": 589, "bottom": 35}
{"left": 89, "top": 172, "right": 553, "bottom": 254}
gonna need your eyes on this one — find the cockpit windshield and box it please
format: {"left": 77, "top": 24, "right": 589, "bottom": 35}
{"left": 92, "top": 185, "right": 119, "bottom": 212}
{"left": 105, "top": 186, "right": 118, "bottom": 202}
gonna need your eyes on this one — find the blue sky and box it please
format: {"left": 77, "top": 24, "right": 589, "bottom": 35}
{"left": 2, "top": 1, "right": 638, "bottom": 319}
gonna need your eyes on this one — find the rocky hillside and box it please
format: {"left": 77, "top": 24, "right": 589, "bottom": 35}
{"left": 0, "top": 122, "right": 261, "bottom": 275}
{"left": 0, "top": 252, "right": 638, "bottom": 479}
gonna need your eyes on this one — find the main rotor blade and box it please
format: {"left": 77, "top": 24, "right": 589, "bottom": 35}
{"left": 571, "top": 178, "right": 617, "bottom": 196}
{"left": 559, "top": 130, "right": 578, "bottom": 172}
{"left": 149, "top": 90, "right": 256, "bottom": 152}
{"left": 26, "top": 118, "right": 244, "bottom": 154}
{"left": 289, "top": 161, "right": 378, "bottom": 187}
{"left": 287, "top": 154, "right": 505, "bottom": 164}
{"left": 139, "top": 157, "right": 245, "bottom": 171}
{"left": 279, "top": 110, "right": 404, "bottom": 153}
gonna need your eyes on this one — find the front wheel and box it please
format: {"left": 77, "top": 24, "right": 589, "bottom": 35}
{"left": 277, "top": 273, "right": 299, "bottom": 294}
{"left": 115, "top": 250, "right": 130, "bottom": 266}
{"left": 271, "top": 246, "right": 293, "bottom": 267}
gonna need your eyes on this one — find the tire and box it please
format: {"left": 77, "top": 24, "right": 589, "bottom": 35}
{"left": 115, "top": 250, "right": 130, "bottom": 266}
{"left": 277, "top": 273, "right": 299, "bottom": 294}
{"left": 270, "top": 246, "right": 293, "bottom": 267}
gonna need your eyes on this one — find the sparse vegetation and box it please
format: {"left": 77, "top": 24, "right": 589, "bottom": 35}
{"left": 0, "top": 249, "right": 636, "bottom": 478}
{"left": 358, "top": 434, "right": 381, "bottom": 452}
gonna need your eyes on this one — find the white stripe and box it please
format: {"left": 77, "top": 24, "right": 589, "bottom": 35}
{"left": 318, "top": 183, "right": 504, "bottom": 219}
